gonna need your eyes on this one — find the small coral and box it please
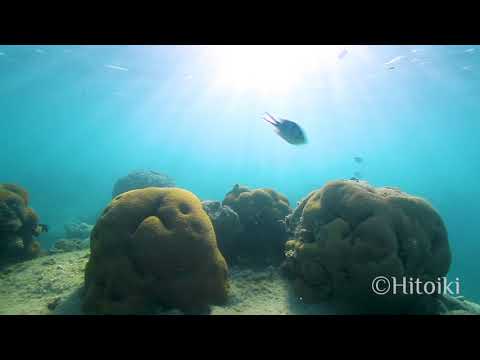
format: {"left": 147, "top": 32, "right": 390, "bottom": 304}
{"left": 112, "top": 170, "right": 175, "bottom": 198}
{"left": 0, "top": 187, "right": 26, "bottom": 232}
{"left": 83, "top": 187, "right": 229, "bottom": 314}
{"left": 1, "top": 184, "right": 29, "bottom": 205}
{"left": 25, "top": 240, "right": 41, "bottom": 257}
{"left": 0, "top": 184, "right": 44, "bottom": 262}
{"left": 202, "top": 200, "right": 243, "bottom": 259}
{"left": 220, "top": 184, "right": 292, "bottom": 265}
{"left": 64, "top": 221, "right": 93, "bottom": 239}
{"left": 283, "top": 180, "right": 452, "bottom": 313}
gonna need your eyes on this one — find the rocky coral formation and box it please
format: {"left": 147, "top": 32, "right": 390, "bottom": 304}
{"left": 65, "top": 221, "right": 93, "bottom": 239}
{"left": 0, "top": 184, "right": 45, "bottom": 262}
{"left": 220, "top": 184, "right": 292, "bottom": 265}
{"left": 83, "top": 187, "right": 229, "bottom": 314}
{"left": 282, "top": 180, "right": 452, "bottom": 313}
{"left": 112, "top": 170, "right": 175, "bottom": 198}
{"left": 202, "top": 200, "right": 243, "bottom": 260}
{"left": 48, "top": 221, "right": 93, "bottom": 254}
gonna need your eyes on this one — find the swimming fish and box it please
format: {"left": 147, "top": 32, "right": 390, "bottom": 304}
{"left": 33, "top": 224, "right": 48, "bottom": 237}
{"left": 353, "top": 156, "right": 363, "bottom": 164}
{"left": 263, "top": 112, "right": 307, "bottom": 145}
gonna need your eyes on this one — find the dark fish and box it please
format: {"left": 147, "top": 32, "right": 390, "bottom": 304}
{"left": 350, "top": 177, "right": 360, "bottom": 182}
{"left": 38, "top": 224, "right": 49, "bottom": 233}
{"left": 388, "top": 66, "right": 395, "bottom": 70}
{"left": 263, "top": 112, "right": 307, "bottom": 145}
{"left": 353, "top": 156, "right": 363, "bottom": 164}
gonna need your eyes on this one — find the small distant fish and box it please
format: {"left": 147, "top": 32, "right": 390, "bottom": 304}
{"left": 263, "top": 112, "right": 307, "bottom": 145}
{"left": 465, "top": 48, "right": 475, "bottom": 54}
{"left": 388, "top": 66, "right": 395, "bottom": 70}
{"left": 105, "top": 64, "right": 129, "bottom": 72}
{"left": 350, "top": 177, "right": 360, "bottom": 182}
{"left": 353, "top": 156, "right": 363, "bottom": 164}
{"left": 35, "top": 48, "right": 46, "bottom": 54}
{"left": 37, "top": 224, "right": 48, "bottom": 233}
{"left": 338, "top": 48, "right": 348, "bottom": 60}
{"left": 385, "top": 56, "right": 405, "bottom": 66}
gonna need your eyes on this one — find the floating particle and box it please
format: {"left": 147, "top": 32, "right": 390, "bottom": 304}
{"left": 105, "top": 64, "right": 129, "bottom": 71}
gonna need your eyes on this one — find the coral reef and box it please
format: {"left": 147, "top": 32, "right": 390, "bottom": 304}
{"left": 282, "top": 180, "right": 452, "bottom": 313}
{"left": 83, "top": 187, "right": 229, "bottom": 314}
{"left": 112, "top": 170, "right": 175, "bottom": 198}
{"left": 202, "top": 200, "right": 243, "bottom": 259}
{"left": 49, "top": 221, "right": 93, "bottom": 254}
{"left": 0, "top": 184, "right": 45, "bottom": 262}
{"left": 65, "top": 221, "right": 93, "bottom": 239}
{"left": 220, "top": 184, "right": 292, "bottom": 265}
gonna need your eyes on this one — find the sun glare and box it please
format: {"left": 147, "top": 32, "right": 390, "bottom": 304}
{"left": 203, "top": 45, "right": 344, "bottom": 95}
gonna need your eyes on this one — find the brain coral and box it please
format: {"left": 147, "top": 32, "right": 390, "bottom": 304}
{"left": 112, "top": 170, "right": 175, "bottom": 198}
{"left": 283, "top": 180, "right": 451, "bottom": 313}
{"left": 221, "top": 184, "right": 292, "bottom": 265}
{"left": 83, "top": 187, "right": 229, "bottom": 314}
{"left": 0, "top": 184, "right": 43, "bottom": 261}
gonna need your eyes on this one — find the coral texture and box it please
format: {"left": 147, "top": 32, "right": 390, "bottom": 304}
{"left": 112, "top": 170, "right": 175, "bottom": 198}
{"left": 283, "top": 180, "right": 451, "bottom": 313}
{"left": 0, "top": 184, "right": 43, "bottom": 261}
{"left": 221, "top": 184, "right": 292, "bottom": 265}
{"left": 83, "top": 187, "right": 229, "bottom": 314}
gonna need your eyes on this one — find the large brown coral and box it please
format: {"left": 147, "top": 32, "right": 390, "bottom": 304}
{"left": 283, "top": 180, "right": 451, "bottom": 313}
{"left": 83, "top": 187, "right": 229, "bottom": 314}
{"left": 221, "top": 184, "right": 292, "bottom": 265}
{"left": 0, "top": 184, "right": 43, "bottom": 262}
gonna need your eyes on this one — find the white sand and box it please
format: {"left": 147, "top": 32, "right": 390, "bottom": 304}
{"left": 0, "top": 250, "right": 478, "bottom": 315}
{"left": 0, "top": 250, "right": 89, "bottom": 315}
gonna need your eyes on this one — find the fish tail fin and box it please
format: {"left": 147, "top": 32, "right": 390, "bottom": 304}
{"left": 263, "top": 112, "right": 280, "bottom": 125}
{"left": 263, "top": 116, "right": 276, "bottom": 126}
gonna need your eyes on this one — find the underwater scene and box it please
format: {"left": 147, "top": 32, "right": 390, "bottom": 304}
{"left": 1, "top": 45, "right": 479, "bottom": 315}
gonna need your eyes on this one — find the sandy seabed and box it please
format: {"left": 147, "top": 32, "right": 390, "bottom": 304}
{"left": 1, "top": 249, "right": 478, "bottom": 315}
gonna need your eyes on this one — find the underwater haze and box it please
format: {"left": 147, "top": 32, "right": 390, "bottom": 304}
{"left": 1, "top": 45, "right": 479, "bottom": 302}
